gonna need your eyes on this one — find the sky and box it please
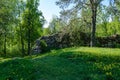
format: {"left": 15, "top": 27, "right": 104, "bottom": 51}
{"left": 39, "top": 0, "right": 61, "bottom": 28}
{"left": 39, "top": 0, "right": 109, "bottom": 28}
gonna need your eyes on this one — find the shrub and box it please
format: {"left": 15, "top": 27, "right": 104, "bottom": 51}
{"left": 40, "top": 40, "right": 48, "bottom": 52}
{"left": 115, "top": 43, "right": 120, "bottom": 48}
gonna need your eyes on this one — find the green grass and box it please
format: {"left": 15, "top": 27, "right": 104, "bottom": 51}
{"left": 0, "top": 47, "right": 120, "bottom": 80}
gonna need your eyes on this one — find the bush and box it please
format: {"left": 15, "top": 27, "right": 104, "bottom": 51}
{"left": 96, "top": 34, "right": 120, "bottom": 48}
{"left": 40, "top": 40, "right": 48, "bottom": 52}
{"left": 115, "top": 43, "right": 120, "bottom": 48}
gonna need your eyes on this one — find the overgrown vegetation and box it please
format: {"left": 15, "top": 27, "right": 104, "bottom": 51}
{"left": 0, "top": 0, "right": 44, "bottom": 56}
{"left": 0, "top": 47, "right": 120, "bottom": 80}
{"left": 0, "top": 0, "right": 120, "bottom": 79}
{"left": 0, "top": 0, "right": 120, "bottom": 56}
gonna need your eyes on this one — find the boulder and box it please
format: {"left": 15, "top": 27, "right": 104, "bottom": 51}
{"left": 32, "top": 33, "right": 62, "bottom": 54}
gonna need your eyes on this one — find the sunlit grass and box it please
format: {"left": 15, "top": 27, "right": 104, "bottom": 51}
{"left": 0, "top": 47, "right": 120, "bottom": 80}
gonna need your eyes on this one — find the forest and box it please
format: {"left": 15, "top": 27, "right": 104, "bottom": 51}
{"left": 0, "top": 0, "right": 120, "bottom": 80}
{"left": 0, "top": 0, "right": 120, "bottom": 56}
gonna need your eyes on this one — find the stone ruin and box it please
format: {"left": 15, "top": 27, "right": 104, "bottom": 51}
{"left": 97, "top": 34, "right": 120, "bottom": 47}
{"left": 32, "top": 33, "right": 120, "bottom": 54}
{"left": 32, "top": 33, "right": 71, "bottom": 54}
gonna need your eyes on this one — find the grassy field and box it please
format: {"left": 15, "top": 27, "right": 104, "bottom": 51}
{"left": 0, "top": 47, "right": 120, "bottom": 80}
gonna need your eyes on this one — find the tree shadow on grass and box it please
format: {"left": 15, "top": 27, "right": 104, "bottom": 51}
{"left": 57, "top": 51, "right": 120, "bottom": 80}
{"left": 0, "top": 51, "right": 120, "bottom": 80}
{"left": 0, "top": 58, "right": 37, "bottom": 80}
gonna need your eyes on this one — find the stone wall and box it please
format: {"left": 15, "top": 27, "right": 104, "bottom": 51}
{"left": 32, "top": 33, "right": 120, "bottom": 54}
{"left": 32, "top": 33, "right": 71, "bottom": 54}
{"left": 96, "top": 34, "right": 120, "bottom": 47}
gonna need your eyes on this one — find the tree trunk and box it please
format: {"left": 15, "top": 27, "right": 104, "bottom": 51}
{"left": 90, "top": 5, "right": 97, "bottom": 47}
{"left": 4, "top": 31, "right": 7, "bottom": 55}
{"left": 18, "top": 9, "right": 25, "bottom": 56}
{"left": 27, "top": 28, "right": 31, "bottom": 55}
{"left": 20, "top": 25, "right": 25, "bottom": 56}
{"left": 21, "top": 38, "right": 25, "bottom": 55}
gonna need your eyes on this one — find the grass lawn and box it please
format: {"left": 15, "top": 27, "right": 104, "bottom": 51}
{"left": 0, "top": 47, "right": 120, "bottom": 80}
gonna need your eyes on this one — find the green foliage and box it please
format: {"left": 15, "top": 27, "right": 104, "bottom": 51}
{"left": 46, "top": 15, "right": 91, "bottom": 47}
{"left": 21, "top": 0, "right": 44, "bottom": 42}
{"left": 40, "top": 40, "right": 48, "bottom": 52}
{"left": 96, "top": 20, "right": 120, "bottom": 37}
{"left": 0, "top": 0, "right": 45, "bottom": 56}
{"left": 40, "top": 40, "right": 47, "bottom": 47}
{"left": 47, "top": 15, "right": 64, "bottom": 34}
{"left": 114, "top": 43, "right": 120, "bottom": 48}
{"left": 59, "top": 24, "right": 90, "bottom": 46}
{"left": 17, "top": 0, "right": 44, "bottom": 55}
{"left": 7, "top": 45, "right": 23, "bottom": 57}
{"left": 0, "top": 0, "right": 21, "bottom": 54}
{"left": 43, "top": 28, "right": 51, "bottom": 35}
{"left": 0, "top": 47, "right": 120, "bottom": 80}
{"left": 1, "top": 0, "right": 120, "bottom": 57}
